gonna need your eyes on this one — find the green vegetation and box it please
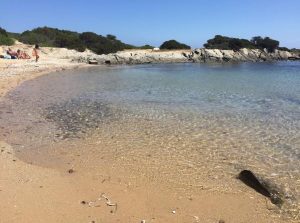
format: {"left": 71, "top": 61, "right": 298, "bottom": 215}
{"left": 1, "top": 26, "right": 292, "bottom": 54}
{"left": 278, "top": 47, "right": 290, "bottom": 51}
{"left": 204, "top": 35, "right": 280, "bottom": 52}
{"left": 160, "top": 40, "right": 191, "bottom": 50}
{"left": 0, "top": 27, "right": 15, "bottom": 45}
{"left": 204, "top": 35, "right": 255, "bottom": 51}
{"left": 0, "top": 35, "right": 14, "bottom": 45}
{"left": 7, "top": 32, "right": 20, "bottom": 39}
{"left": 18, "top": 27, "right": 81, "bottom": 48}
{"left": 250, "top": 36, "right": 279, "bottom": 53}
{"left": 290, "top": 48, "right": 300, "bottom": 56}
{"left": 138, "top": 44, "right": 155, "bottom": 49}
{"left": 0, "top": 27, "right": 7, "bottom": 36}
{"left": 17, "top": 27, "right": 134, "bottom": 54}
{"left": 79, "top": 32, "right": 134, "bottom": 54}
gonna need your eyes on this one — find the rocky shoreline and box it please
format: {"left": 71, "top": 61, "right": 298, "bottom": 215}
{"left": 2, "top": 42, "right": 299, "bottom": 67}
{"left": 73, "top": 48, "right": 300, "bottom": 65}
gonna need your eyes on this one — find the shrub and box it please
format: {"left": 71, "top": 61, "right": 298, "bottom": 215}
{"left": 290, "top": 48, "right": 300, "bottom": 53}
{"left": 19, "top": 30, "right": 51, "bottom": 45}
{"left": 278, "top": 47, "right": 290, "bottom": 52}
{"left": 55, "top": 32, "right": 85, "bottom": 52}
{"left": 0, "top": 35, "right": 15, "bottom": 45}
{"left": 0, "top": 27, "right": 14, "bottom": 45}
{"left": 160, "top": 40, "right": 191, "bottom": 50}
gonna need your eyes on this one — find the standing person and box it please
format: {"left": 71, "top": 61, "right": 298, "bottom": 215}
{"left": 32, "top": 44, "right": 40, "bottom": 62}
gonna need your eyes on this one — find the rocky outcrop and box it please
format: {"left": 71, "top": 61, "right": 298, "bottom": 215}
{"left": 188, "top": 48, "right": 298, "bottom": 63}
{"left": 71, "top": 48, "right": 300, "bottom": 65}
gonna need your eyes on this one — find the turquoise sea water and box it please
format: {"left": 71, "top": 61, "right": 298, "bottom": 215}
{"left": 83, "top": 62, "right": 300, "bottom": 115}
{"left": 1, "top": 61, "right": 300, "bottom": 219}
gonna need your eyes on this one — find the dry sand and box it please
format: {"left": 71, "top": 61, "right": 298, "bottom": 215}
{"left": 0, "top": 43, "right": 287, "bottom": 223}
{"left": 0, "top": 41, "right": 95, "bottom": 96}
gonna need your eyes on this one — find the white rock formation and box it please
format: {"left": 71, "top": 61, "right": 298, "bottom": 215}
{"left": 71, "top": 48, "right": 300, "bottom": 65}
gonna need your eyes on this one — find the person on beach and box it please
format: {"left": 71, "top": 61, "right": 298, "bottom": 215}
{"left": 0, "top": 48, "right": 3, "bottom": 58}
{"left": 32, "top": 44, "right": 40, "bottom": 62}
{"left": 17, "top": 49, "right": 31, "bottom": 59}
{"left": 7, "top": 48, "right": 18, "bottom": 59}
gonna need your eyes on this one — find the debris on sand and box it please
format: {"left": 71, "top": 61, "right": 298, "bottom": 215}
{"left": 85, "top": 193, "right": 118, "bottom": 213}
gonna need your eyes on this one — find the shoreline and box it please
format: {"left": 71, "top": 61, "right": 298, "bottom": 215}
{"left": 0, "top": 59, "right": 89, "bottom": 97}
{"left": 0, "top": 48, "right": 292, "bottom": 222}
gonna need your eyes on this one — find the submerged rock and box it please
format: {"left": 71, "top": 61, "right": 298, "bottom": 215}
{"left": 238, "top": 170, "right": 283, "bottom": 206}
{"left": 44, "top": 99, "right": 114, "bottom": 139}
{"left": 88, "top": 59, "right": 98, "bottom": 65}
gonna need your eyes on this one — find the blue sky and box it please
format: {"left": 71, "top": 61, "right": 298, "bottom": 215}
{"left": 1, "top": 0, "right": 299, "bottom": 48}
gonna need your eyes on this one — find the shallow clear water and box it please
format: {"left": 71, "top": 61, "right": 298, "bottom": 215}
{"left": 1, "top": 61, "right": 300, "bottom": 220}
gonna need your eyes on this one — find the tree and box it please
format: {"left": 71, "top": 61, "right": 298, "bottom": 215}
{"left": 16, "top": 27, "right": 133, "bottom": 54}
{"left": 204, "top": 35, "right": 231, "bottom": 50}
{"left": 106, "top": 34, "right": 116, "bottom": 40}
{"left": 251, "top": 36, "right": 279, "bottom": 52}
{"left": 160, "top": 40, "right": 191, "bottom": 50}
{"left": 0, "top": 27, "right": 8, "bottom": 36}
{"left": 204, "top": 35, "right": 255, "bottom": 50}
{"left": 138, "top": 44, "right": 155, "bottom": 49}
{"left": 251, "top": 36, "right": 263, "bottom": 45}
{"left": 204, "top": 35, "right": 280, "bottom": 52}
{"left": 228, "top": 38, "right": 244, "bottom": 51}
{"left": 261, "top": 37, "right": 279, "bottom": 53}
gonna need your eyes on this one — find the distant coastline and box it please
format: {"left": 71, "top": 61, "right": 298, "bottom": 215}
{"left": 2, "top": 26, "right": 300, "bottom": 65}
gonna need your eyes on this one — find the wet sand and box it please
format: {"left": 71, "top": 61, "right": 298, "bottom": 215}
{"left": 0, "top": 139, "right": 284, "bottom": 223}
{"left": 0, "top": 63, "right": 294, "bottom": 222}
{"left": 0, "top": 57, "right": 88, "bottom": 97}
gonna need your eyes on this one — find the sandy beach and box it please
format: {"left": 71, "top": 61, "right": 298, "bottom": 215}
{"left": 0, "top": 44, "right": 292, "bottom": 223}
{"left": 0, "top": 42, "right": 96, "bottom": 96}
